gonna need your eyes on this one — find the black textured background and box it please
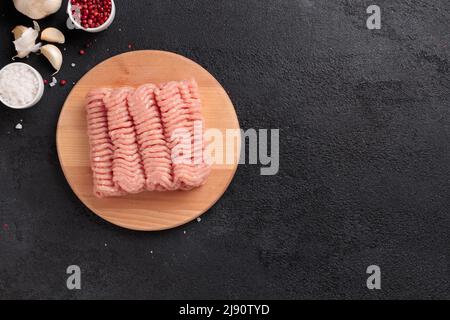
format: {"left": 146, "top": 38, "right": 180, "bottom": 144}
{"left": 1, "top": 0, "right": 450, "bottom": 300}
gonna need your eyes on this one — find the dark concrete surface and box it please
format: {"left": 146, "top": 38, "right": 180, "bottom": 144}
{"left": 0, "top": 0, "right": 450, "bottom": 299}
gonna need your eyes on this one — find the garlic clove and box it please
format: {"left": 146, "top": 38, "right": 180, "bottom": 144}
{"left": 12, "top": 23, "right": 41, "bottom": 60}
{"left": 12, "top": 25, "right": 28, "bottom": 40}
{"left": 41, "top": 44, "right": 63, "bottom": 75}
{"left": 41, "top": 27, "right": 65, "bottom": 44}
{"left": 12, "top": 26, "right": 30, "bottom": 58}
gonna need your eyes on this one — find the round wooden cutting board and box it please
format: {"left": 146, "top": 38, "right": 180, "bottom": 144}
{"left": 56, "top": 50, "right": 240, "bottom": 231}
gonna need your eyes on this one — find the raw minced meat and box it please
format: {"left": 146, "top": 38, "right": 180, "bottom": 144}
{"left": 86, "top": 79, "right": 211, "bottom": 198}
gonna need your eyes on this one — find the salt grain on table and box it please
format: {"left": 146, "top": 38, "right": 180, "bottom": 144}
{"left": 49, "top": 77, "right": 57, "bottom": 87}
{"left": 15, "top": 123, "right": 23, "bottom": 130}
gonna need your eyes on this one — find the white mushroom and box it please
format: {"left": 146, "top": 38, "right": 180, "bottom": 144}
{"left": 13, "top": 0, "right": 62, "bottom": 20}
{"left": 41, "top": 44, "right": 63, "bottom": 75}
{"left": 41, "top": 27, "right": 65, "bottom": 44}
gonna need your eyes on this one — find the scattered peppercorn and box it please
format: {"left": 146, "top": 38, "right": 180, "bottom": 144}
{"left": 79, "top": 49, "right": 86, "bottom": 55}
{"left": 60, "top": 80, "right": 67, "bottom": 86}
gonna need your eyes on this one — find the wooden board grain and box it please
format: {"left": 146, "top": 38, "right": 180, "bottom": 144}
{"left": 56, "top": 50, "right": 240, "bottom": 231}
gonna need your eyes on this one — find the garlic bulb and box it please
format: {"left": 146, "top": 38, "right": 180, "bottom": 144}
{"left": 41, "top": 27, "right": 65, "bottom": 44}
{"left": 13, "top": 0, "right": 62, "bottom": 20}
{"left": 41, "top": 44, "right": 63, "bottom": 75}
{"left": 12, "top": 22, "right": 41, "bottom": 59}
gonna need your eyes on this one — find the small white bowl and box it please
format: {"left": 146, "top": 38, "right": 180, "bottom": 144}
{"left": 0, "top": 62, "right": 44, "bottom": 110}
{"left": 67, "top": 0, "right": 116, "bottom": 33}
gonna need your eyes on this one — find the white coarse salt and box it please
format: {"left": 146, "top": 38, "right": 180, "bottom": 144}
{"left": 49, "top": 76, "right": 57, "bottom": 87}
{"left": 0, "top": 64, "right": 39, "bottom": 107}
{"left": 15, "top": 123, "right": 23, "bottom": 130}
